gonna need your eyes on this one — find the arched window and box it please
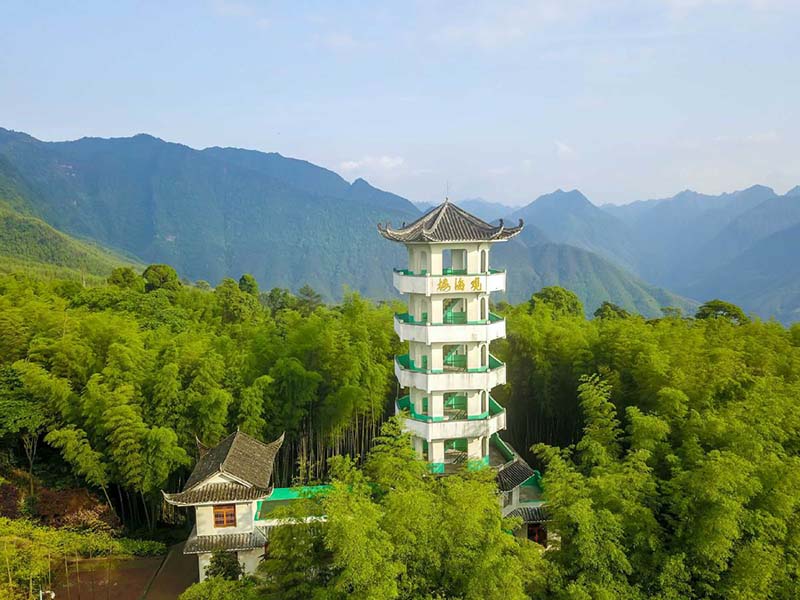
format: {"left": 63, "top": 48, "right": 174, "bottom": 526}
{"left": 480, "top": 249, "right": 487, "bottom": 273}
{"left": 481, "top": 344, "right": 488, "bottom": 367}
{"left": 481, "top": 390, "right": 488, "bottom": 413}
{"left": 419, "top": 251, "right": 428, "bottom": 274}
{"left": 481, "top": 297, "right": 487, "bottom": 321}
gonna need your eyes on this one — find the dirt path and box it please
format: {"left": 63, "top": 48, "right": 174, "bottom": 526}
{"left": 143, "top": 542, "right": 198, "bottom": 600}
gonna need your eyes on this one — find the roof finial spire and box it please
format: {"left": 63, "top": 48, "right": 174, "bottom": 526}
{"left": 445, "top": 180, "right": 450, "bottom": 203}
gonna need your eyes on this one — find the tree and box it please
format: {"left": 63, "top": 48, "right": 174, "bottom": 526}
{"left": 205, "top": 549, "right": 245, "bottom": 580}
{"left": 108, "top": 266, "right": 144, "bottom": 291}
{"left": 695, "top": 299, "right": 749, "bottom": 324}
{"left": 142, "top": 264, "right": 181, "bottom": 293}
{"left": 179, "top": 577, "right": 259, "bottom": 600}
{"left": 261, "top": 418, "right": 544, "bottom": 600}
{"left": 238, "top": 273, "right": 259, "bottom": 297}
{"left": 529, "top": 286, "right": 584, "bottom": 317}
{"left": 297, "top": 284, "right": 323, "bottom": 315}
{"left": 261, "top": 287, "right": 297, "bottom": 314}
{"left": 594, "top": 301, "right": 630, "bottom": 320}
{"left": 215, "top": 278, "right": 258, "bottom": 324}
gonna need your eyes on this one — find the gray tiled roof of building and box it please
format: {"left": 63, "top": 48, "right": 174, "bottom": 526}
{"left": 183, "top": 528, "right": 267, "bottom": 554}
{"left": 496, "top": 458, "right": 536, "bottom": 491}
{"left": 163, "top": 482, "right": 272, "bottom": 506}
{"left": 183, "top": 431, "right": 284, "bottom": 491}
{"left": 378, "top": 199, "right": 523, "bottom": 243}
{"left": 507, "top": 505, "right": 548, "bottom": 524}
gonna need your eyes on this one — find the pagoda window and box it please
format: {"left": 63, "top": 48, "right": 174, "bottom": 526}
{"left": 442, "top": 249, "right": 467, "bottom": 275}
{"left": 213, "top": 504, "right": 236, "bottom": 528}
{"left": 480, "top": 249, "right": 487, "bottom": 273}
{"left": 480, "top": 297, "right": 487, "bottom": 321}
{"left": 418, "top": 251, "right": 428, "bottom": 275}
{"left": 481, "top": 344, "right": 488, "bottom": 368}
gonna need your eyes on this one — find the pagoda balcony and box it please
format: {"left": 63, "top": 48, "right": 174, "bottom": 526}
{"left": 394, "top": 353, "right": 506, "bottom": 392}
{"left": 392, "top": 268, "right": 506, "bottom": 296}
{"left": 394, "top": 312, "right": 505, "bottom": 344}
{"left": 396, "top": 395, "right": 506, "bottom": 441}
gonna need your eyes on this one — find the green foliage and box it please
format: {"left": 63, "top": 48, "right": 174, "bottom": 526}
{"left": 238, "top": 273, "right": 259, "bottom": 296}
{"left": 179, "top": 577, "right": 261, "bottom": 600}
{"left": 108, "top": 266, "right": 144, "bottom": 291}
{"left": 205, "top": 549, "right": 245, "bottom": 580}
{"left": 695, "top": 298, "right": 750, "bottom": 324}
{"left": 142, "top": 264, "right": 181, "bottom": 292}
{"left": 594, "top": 301, "right": 630, "bottom": 319}
{"left": 530, "top": 286, "right": 584, "bottom": 317}
{"left": 0, "top": 203, "right": 138, "bottom": 279}
{"left": 0, "top": 268, "right": 400, "bottom": 530}
{"left": 0, "top": 516, "right": 165, "bottom": 597}
{"left": 260, "top": 417, "right": 544, "bottom": 600}
{"left": 499, "top": 300, "right": 800, "bottom": 599}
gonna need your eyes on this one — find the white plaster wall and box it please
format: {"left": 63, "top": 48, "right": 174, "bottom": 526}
{"left": 430, "top": 391, "right": 443, "bottom": 419}
{"left": 239, "top": 548, "right": 263, "bottom": 576}
{"left": 429, "top": 440, "right": 444, "bottom": 463}
{"left": 195, "top": 501, "right": 255, "bottom": 537}
{"left": 467, "top": 437, "right": 483, "bottom": 460}
{"left": 197, "top": 552, "right": 212, "bottom": 582}
{"left": 467, "top": 390, "right": 482, "bottom": 416}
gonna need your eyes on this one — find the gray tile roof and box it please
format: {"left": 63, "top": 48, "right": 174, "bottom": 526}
{"left": 507, "top": 505, "right": 549, "bottom": 524}
{"left": 163, "top": 482, "right": 272, "bottom": 506}
{"left": 184, "top": 528, "right": 267, "bottom": 554}
{"left": 496, "top": 459, "right": 536, "bottom": 491}
{"left": 378, "top": 199, "right": 523, "bottom": 243}
{"left": 183, "top": 431, "right": 284, "bottom": 491}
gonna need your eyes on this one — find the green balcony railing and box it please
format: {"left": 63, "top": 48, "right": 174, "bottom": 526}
{"left": 396, "top": 353, "right": 505, "bottom": 374}
{"left": 397, "top": 394, "right": 504, "bottom": 423}
{"left": 443, "top": 353, "right": 467, "bottom": 370}
{"left": 393, "top": 267, "right": 507, "bottom": 277}
{"left": 443, "top": 311, "right": 467, "bottom": 324}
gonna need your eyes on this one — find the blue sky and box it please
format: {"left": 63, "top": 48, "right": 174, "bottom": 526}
{"left": 1, "top": 1, "right": 798, "bottom": 205}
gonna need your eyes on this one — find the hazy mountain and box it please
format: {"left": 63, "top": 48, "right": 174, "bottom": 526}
{"left": 603, "top": 185, "right": 778, "bottom": 286}
{"left": 685, "top": 189, "right": 800, "bottom": 282}
{"left": 508, "top": 190, "right": 640, "bottom": 272}
{"left": 685, "top": 222, "right": 800, "bottom": 324}
{"left": 492, "top": 239, "right": 694, "bottom": 315}
{"left": 0, "top": 127, "right": 737, "bottom": 318}
{"left": 0, "top": 128, "right": 417, "bottom": 299}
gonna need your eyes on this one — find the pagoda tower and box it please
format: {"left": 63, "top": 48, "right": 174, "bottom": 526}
{"left": 378, "top": 200, "right": 524, "bottom": 473}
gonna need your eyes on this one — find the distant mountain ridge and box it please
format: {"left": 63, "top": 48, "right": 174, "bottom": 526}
{"left": 2, "top": 126, "right": 794, "bottom": 320}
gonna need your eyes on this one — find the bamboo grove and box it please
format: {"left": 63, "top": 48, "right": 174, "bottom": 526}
{"left": 0, "top": 265, "right": 403, "bottom": 530}
{"left": 2, "top": 266, "right": 800, "bottom": 598}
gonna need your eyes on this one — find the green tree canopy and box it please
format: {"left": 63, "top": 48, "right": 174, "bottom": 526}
{"left": 529, "top": 285, "right": 584, "bottom": 317}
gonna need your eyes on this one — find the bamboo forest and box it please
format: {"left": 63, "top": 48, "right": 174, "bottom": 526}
{"left": 1, "top": 266, "right": 799, "bottom": 599}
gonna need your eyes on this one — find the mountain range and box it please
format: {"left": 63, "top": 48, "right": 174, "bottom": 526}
{"left": 0, "top": 127, "right": 797, "bottom": 322}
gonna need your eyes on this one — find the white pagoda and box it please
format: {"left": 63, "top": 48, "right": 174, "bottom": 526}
{"left": 379, "top": 200, "right": 546, "bottom": 539}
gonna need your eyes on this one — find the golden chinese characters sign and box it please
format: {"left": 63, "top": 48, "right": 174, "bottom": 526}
{"left": 433, "top": 277, "right": 482, "bottom": 293}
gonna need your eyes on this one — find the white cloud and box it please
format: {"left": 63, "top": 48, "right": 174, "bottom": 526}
{"left": 555, "top": 140, "right": 576, "bottom": 159}
{"left": 340, "top": 155, "right": 406, "bottom": 172}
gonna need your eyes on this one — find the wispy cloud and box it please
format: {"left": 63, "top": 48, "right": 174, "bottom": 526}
{"left": 555, "top": 140, "right": 576, "bottom": 159}
{"left": 340, "top": 155, "right": 406, "bottom": 172}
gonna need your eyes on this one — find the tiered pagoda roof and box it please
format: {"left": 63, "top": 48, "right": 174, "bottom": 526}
{"left": 378, "top": 199, "right": 523, "bottom": 243}
{"left": 163, "top": 430, "right": 284, "bottom": 506}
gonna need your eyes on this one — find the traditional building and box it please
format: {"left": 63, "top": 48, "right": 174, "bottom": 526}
{"left": 163, "top": 430, "right": 327, "bottom": 581}
{"left": 378, "top": 199, "right": 547, "bottom": 535}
